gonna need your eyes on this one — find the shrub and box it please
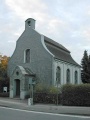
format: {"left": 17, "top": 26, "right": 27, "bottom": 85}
{"left": 61, "top": 84, "right": 90, "bottom": 106}
{"left": 0, "top": 92, "right": 9, "bottom": 97}
{"left": 33, "top": 92, "right": 62, "bottom": 104}
{"left": 48, "top": 86, "right": 58, "bottom": 94}
{"left": 33, "top": 92, "right": 47, "bottom": 103}
{"left": 30, "top": 83, "right": 62, "bottom": 104}
{"left": 34, "top": 83, "right": 48, "bottom": 93}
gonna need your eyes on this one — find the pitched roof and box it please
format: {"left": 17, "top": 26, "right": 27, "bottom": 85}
{"left": 44, "top": 36, "right": 70, "bottom": 53}
{"left": 44, "top": 36, "right": 80, "bottom": 66}
{"left": 17, "top": 66, "right": 35, "bottom": 76}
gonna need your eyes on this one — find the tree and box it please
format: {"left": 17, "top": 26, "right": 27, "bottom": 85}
{"left": 0, "top": 54, "right": 10, "bottom": 80}
{"left": 87, "top": 55, "right": 90, "bottom": 83}
{"left": 81, "top": 50, "right": 90, "bottom": 83}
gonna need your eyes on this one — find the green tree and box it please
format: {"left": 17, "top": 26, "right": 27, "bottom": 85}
{"left": 87, "top": 55, "right": 90, "bottom": 83}
{"left": 81, "top": 50, "right": 90, "bottom": 83}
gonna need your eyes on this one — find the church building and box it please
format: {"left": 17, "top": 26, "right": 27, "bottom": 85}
{"left": 8, "top": 18, "right": 81, "bottom": 99}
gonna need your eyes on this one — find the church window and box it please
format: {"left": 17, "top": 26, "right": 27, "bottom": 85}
{"left": 56, "top": 66, "right": 61, "bottom": 84}
{"left": 28, "top": 21, "right": 31, "bottom": 26}
{"left": 75, "top": 71, "right": 78, "bottom": 84}
{"left": 66, "top": 69, "right": 70, "bottom": 84}
{"left": 25, "top": 49, "right": 30, "bottom": 63}
{"left": 16, "top": 71, "right": 19, "bottom": 76}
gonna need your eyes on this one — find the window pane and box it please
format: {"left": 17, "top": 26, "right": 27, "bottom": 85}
{"left": 26, "top": 49, "right": 30, "bottom": 63}
{"left": 75, "top": 71, "right": 78, "bottom": 84}
{"left": 66, "top": 69, "right": 70, "bottom": 84}
{"left": 56, "top": 66, "right": 61, "bottom": 84}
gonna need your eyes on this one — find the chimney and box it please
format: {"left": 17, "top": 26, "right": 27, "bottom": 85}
{"left": 25, "top": 18, "right": 36, "bottom": 30}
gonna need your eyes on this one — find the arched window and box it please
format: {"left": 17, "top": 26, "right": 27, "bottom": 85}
{"left": 25, "top": 49, "right": 30, "bottom": 63}
{"left": 66, "top": 69, "right": 70, "bottom": 84}
{"left": 75, "top": 71, "right": 78, "bottom": 84}
{"left": 56, "top": 66, "right": 61, "bottom": 84}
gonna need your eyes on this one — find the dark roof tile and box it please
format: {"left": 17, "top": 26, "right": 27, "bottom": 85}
{"left": 44, "top": 36, "right": 80, "bottom": 66}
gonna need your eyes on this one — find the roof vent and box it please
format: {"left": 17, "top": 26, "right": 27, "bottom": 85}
{"left": 25, "top": 18, "right": 36, "bottom": 30}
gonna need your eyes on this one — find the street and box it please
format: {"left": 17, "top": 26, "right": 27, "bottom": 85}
{"left": 0, "top": 107, "right": 90, "bottom": 120}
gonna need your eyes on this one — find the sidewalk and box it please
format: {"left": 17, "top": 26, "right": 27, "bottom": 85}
{"left": 0, "top": 97, "right": 90, "bottom": 116}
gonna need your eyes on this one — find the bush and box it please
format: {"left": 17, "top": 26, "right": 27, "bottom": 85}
{"left": 61, "top": 84, "right": 90, "bottom": 106}
{"left": 0, "top": 92, "right": 9, "bottom": 97}
{"left": 33, "top": 92, "right": 47, "bottom": 103}
{"left": 48, "top": 86, "right": 58, "bottom": 94}
{"left": 34, "top": 83, "right": 48, "bottom": 93}
{"left": 26, "top": 83, "right": 62, "bottom": 104}
{"left": 33, "top": 92, "right": 62, "bottom": 104}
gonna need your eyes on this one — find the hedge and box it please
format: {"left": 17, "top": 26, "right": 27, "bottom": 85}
{"left": 33, "top": 92, "right": 62, "bottom": 104}
{"left": 0, "top": 92, "right": 9, "bottom": 97}
{"left": 61, "top": 84, "right": 90, "bottom": 106}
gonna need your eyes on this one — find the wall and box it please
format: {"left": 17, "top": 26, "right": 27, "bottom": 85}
{"left": 53, "top": 59, "right": 81, "bottom": 86}
{"left": 8, "top": 23, "right": 53, "bottom": 86}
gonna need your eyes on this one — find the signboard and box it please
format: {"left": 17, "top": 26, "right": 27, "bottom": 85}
{"left": 3, "top": 87, "right": 7, "bottom": 92}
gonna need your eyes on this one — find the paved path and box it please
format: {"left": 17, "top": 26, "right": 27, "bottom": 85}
{"left": 0, "top": 97, "right": 90, "bottom": 116}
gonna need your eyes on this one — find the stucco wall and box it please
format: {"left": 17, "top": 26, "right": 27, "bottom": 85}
{"left": 54, "top": 59, "right": 81, "bottom": 86}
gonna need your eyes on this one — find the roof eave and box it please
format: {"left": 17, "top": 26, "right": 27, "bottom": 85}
{"left": 54, "top": 57, "right": 81, "bottom": 67}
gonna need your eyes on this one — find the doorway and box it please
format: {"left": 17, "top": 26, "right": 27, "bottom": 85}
{"left": 15, "top": 79, "right": 20, "bottom": 97}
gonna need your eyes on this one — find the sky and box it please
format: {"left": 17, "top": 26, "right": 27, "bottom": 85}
{"left": 0, "top": 0, "right": 90, "bottom": 64}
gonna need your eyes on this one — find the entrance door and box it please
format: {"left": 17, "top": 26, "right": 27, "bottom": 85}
{"left": 16, "top": 79, "right": 20, "bottom": 96}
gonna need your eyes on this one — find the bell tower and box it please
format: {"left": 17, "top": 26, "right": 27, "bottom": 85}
{"left": 25, "top": 18, "right": 36, "bottom": 30}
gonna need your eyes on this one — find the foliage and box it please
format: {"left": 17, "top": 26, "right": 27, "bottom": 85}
{"left": 0, "top": 54, "right": 10, "bottom": 81}
{"left": 34, "top": 83, "right": 60, "bottom": 94}
{"left": 48, "top": 85, "right": 60, "bottom": 94}
{"left": 81, "top": 50, "right": 90, "bottom": 83}
{"left": 48, "top": 86, "right": 58, "bottom": 94}
{"left": 28, "top": 83, "right": 62, "bottom": 104}
{"left": 61, "top": 84, "right": 90, "bottom": 106}
{"left": 33, "top": 92, "right": 62, "bottom": 104}
{"left": 34, "top": 83, "right": 48, "bottom": 93}
{"left": 0, "top": 92, "right": 9, "bottom": 97}
{"left": 27, "top": 83, "right": 90, "bottom": 106}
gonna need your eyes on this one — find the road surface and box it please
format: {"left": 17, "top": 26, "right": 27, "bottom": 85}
{"left": 0, "top": 107, "right": 90, "bottom": 120}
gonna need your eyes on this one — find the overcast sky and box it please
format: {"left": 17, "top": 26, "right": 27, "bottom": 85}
{"left": 0, "top": 0, "right": 90, "bottom": 64}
